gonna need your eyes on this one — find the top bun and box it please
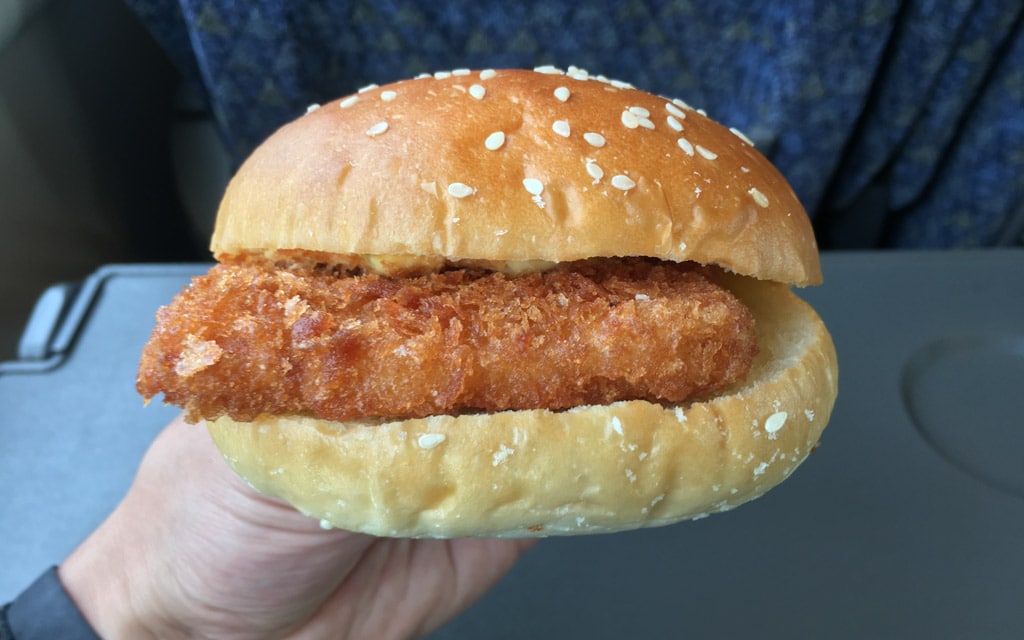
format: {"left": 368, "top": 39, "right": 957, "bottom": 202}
{"left": 212, "top": 67, "right": 821, "bottom": 286}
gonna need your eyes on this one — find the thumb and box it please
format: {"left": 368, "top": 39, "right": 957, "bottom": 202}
{"left": 130, "top": 416, "right": 380, "bottom": 635}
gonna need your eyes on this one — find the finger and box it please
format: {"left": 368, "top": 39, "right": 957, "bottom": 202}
{"left": 131, "top": 416, "right": 381, "bottom": 635}
{"left": 295, "top": 537, "right": 538, "bottom": 640}
{"left": 413, "top": 537, "right": 539, "bottom": 636}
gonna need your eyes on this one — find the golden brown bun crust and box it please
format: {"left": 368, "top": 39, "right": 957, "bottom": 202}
{"left": 212, "top": 68, "right": 822, "bottom": 286}
{"left": 206, "top": 275, "right": 838, "bottom": 537}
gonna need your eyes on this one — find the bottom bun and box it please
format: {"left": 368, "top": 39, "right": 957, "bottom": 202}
{"left": 207, "top": 275, "right": 838, "bottom": 538}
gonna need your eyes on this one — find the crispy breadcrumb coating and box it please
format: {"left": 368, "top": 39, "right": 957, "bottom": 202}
{"left": 137, "top": 259, "right": 757, "bottom": 423}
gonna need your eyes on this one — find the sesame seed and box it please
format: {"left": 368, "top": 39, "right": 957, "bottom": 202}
{"left": 447, "top": 182, "right": 475, "bottom": 198}
{"left": 552, "top": 119, "right": 571, "bottom": 137}
{"left": 495, "top": 229, "right": 508, "bottom": 236}
{"left": 339, "top": 95, "right": 358, "bottom": 108}
{"left": 741, "top": 166, "right": 751, "bottom": 173}
{"left": 586, "top": 160, "right": 604, "bottom": 182}
{"left": 672, "top": 97, "right": 693, "bottom": 111}
{"left": 479, "top": 69, "right": 497, "bottom": 80}
{"left": 583, "top": 132, "right": 606, "bottom": 147}
{"left": 628, "top": 106, "right": 650, "bottom": 118}
{"left": 666, "top": 115, "right": 683, "bottom": 131}
{"left": 621, "top": 110, "right": 640, "bottom": 128}
{"left": 679, "top": 241, "right": 688, "bottom": 251}
{"left": 696, "top": 108, "right": 708, "bottom": 116}
{"left": 611, "top": 174, "right": 636, "bottom": 190}
{"left": 665, "top": 102, "right": 687, "bottom": 119}
{"left": 306, "top": 103, "right": 321, "bottom": 113}
{"left": 567, "top": 66, "right": 589, "bottom": 80}
{"left": 696, "top": 145, "right": 718, "bottom": 160}
{"left": 380, "top": 90, "right": 397, "bottom": 102}
{"left": 418, "top": 433, "right": 447, "bottom": 449}
{"left": 414, "top": 72, "right": 431, "bottom": 79}
{"left": 451, "top": 68, "right": 471, "bottom": 76}
{"left": 522, "top": 178, "right": 544, "bottom": 195}
{"left": 748, "top": 187, "right": 770, "bottom": 208}
{"left": 534, "top": 64, "right": 563, "bottom": 75}
{"left": 765, "top": 411, "right": 788, "bottom": 434}
{"left": 484, "top": 131, "right": 505, "bottom": 150}
{"left": 610, "top": 79, "right": 634, "bottom": 89}
{"left": 365, "top": 121, "right": 389, "bottom": 136}
{"left": 638, "top": 117, "right": 655, "bottom": 130}
{"left": 677, "top": 137, "right": 694, "bottom": 155}
{"left": 357, "top": 83, "right": 378, "bottom": 93}
{"left": 434, "top": 71, "right": 452, "bottom": 80}
{"left": 730, "top": 127, "right": 755, "bottom": 146}
{"left": 554, "top": 86, "right": 571, "bottom": 102}
{"left": 469, "top": 84, "right": 486, "bottom": 100}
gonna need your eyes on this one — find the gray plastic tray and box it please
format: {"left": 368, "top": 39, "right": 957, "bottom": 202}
{"left": 2, "top": 251, "right": 1022, "bottom": 638}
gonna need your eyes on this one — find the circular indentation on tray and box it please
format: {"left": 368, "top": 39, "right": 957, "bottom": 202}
{"left": 902, "top": 334, "right": 1024, "bottom": 499}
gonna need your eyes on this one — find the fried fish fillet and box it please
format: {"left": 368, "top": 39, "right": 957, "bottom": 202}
{"left": 136, "top": 259, "right": 758, "bottom": 423}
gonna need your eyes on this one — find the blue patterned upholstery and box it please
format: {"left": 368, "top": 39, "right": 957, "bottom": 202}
{"left": 124, "top": 0, "right": 1023, "bottom": 248}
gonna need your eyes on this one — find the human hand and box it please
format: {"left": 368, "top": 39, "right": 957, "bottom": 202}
{"left": 60, "top": 415, "right": 535, "bottom": 639}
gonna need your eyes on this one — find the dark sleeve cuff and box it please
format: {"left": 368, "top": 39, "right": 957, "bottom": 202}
{"left": 3, "top": 567, "right": 99, "bottom": 640}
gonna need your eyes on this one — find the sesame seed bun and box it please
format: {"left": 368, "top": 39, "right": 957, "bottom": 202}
{"left": 212, "top": 68, "right": 821, "bottom": 286}
{"left": 197, "top": 67, "right": 837, "bottom": 537}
